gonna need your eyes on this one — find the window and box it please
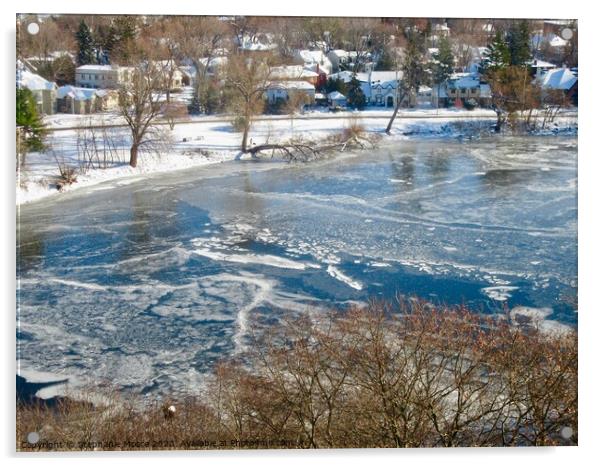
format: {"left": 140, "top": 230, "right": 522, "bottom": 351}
{"left": 94, "top": 74, "right": 98, "bottom": 80}
{"left": 471, "top": 88, "right": 477, "bottom": 94}
{"left": 461, "top": 88, "right": 466, "bottom": 94}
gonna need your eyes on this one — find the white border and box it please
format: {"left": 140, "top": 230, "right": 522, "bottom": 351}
{"left": 3, "top": 1, "right": 600, "bottom": 464}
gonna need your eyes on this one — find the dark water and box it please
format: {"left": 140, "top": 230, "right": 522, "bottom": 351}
{"left": 17, "top": 136, "right": 577, "bottom": 397}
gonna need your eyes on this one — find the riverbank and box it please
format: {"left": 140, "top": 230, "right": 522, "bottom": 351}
{"left": 16, "top": 108, "right": 577, "bottom": 205}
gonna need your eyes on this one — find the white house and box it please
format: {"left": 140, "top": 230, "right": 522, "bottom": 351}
{"left": 17, "top": 61, "right": 57, "bottom": 114}
{"left": 266, "top": 80, "right": 316, "bottom": 107}
{"left": 293, "top": 49, "right": 333, "bottom": 76}
{"left": 75, "top": 65, "right": 134, "bottom": 89}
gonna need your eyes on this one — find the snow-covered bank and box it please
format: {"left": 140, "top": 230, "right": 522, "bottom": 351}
{"left": 17, "top": 109, "right": 577, "bottom": 206}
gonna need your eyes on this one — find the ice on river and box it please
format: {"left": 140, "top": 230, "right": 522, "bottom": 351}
{"left": 17, "top": 136, "right": 577, "bottom": 397}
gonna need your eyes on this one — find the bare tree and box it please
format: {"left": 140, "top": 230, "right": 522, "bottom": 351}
{"left": 118, "top": 64, "right": 165, "bottom": 167}
{"left": 176, "top": 17, "right": 227, "bottom": 113}
{"left": 224, "top": 54, "right": 274, "bottom": 152}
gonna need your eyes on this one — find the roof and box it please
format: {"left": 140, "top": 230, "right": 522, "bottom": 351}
{"left": 369, "top": 71, "right": 402, "bottom": 84}
{"left": 16, "top": 65, "right": 56, "bottom": 91}
{"left": 76, "top": 65, "right": 116, "bottom": 71}
{"left": 327, "top": 91, "right": 346, "bottom": 100}
{"left": 270, "top": 65, "right": 319, "bottom": 80}
{"left": 541, "top": 68, "right": 577, "bottom": 90}
{"left": 530, "top": 59, "right": 556, "bottom": 68}
{"left": 447, "top": 73, "right": 481, "bottom": 89}
{"left": 56, "top": 85, "right": 106, "bottom": 100}
{"left": 268, "top": 80, "right": 315, "bottom": 91}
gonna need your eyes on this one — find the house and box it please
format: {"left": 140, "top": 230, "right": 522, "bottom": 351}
{"left": 327, "top": 90, "right": 347, "bottom": 109}
{"left": 437, "top": 73, "right": 491, "bottom": 108}
{"left": 270, "top": 65, "right": 320, "bottom": 86}
{"left": 529, "top": 59, "right": 556, "bottom": 79}
{"left": 293, "top": 49, "right": 333, "bottom": 76}
{"left": 56, "top": 85, "right": 119, "bottom": 114}
{"left": 179, "top": 56, "right": 229, "bottom": 87}
{"left": 327, "top": 50, "right": 373, "bottom": 73}
{"left": 539, "top": 67, "right": 578, "bottom": 105}
{"left": 265, "top": 80, "right": 316, "bottom": 107}
{"left": 153, "top": 60, "right": 186, "bottom": 89}
{"left": 75, "top": 65, "right": 134, "bottom": 89}
{"left": 367, "top": 71, "right": 405, "bottom": 107}
{"left": 328, "top": 70, "right": 407, "bottom": 108}
{"left": 17, "top": 62, "right": 57, "bottom": 115}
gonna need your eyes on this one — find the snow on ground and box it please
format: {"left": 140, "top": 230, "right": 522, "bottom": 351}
{"left": 17, "top": 107, "right": 577, "bottom": 205}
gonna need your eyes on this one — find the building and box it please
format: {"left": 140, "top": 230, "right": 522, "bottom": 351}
{"left": 293, "top": 49, "right": 333, "bottom": 76}
{"left": 270, "top": 65, "right": 320, "bottom": 86}
{"left": 75, "top": 65, "right": 133, "bottom": 89}
{"left": 327, "top": 90, "right": 347, "bottom": 109}
{"left": 17, "top": 62, "right": 57, "bottom": 115}
{"left": 265, "top": 80, "right": 316, "bottom": 107}
{"left": 56, "top": 85, "right": 119, "bottom": 114}
{"left": 327, "top": 50, "right": 373, "bottom": 73}
{"left": 539, "top": 67, "right": 578, "bottom": 105}
{"left": 437, "top": 73, "right": 492, "bottom": 108}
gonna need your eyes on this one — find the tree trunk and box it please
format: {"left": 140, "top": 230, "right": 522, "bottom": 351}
{"left": 385, "top": 89, "right": 406, "bottom": 135}
{"left": 130, "top": 143, "right": 139, "bottom": 168}
{"left": 241, "top": 120, "right": 250, "bottom": 152}
{"left": 494, "top": 108, "right": 503, "bottom": 133}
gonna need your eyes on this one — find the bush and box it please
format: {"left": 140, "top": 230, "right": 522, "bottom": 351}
{"left": 16, "top": 300, "right": 577, "bottom": 450}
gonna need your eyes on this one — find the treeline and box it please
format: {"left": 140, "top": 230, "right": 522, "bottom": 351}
{"left": 17, "top": 301, "right": 577, "bottom": 450}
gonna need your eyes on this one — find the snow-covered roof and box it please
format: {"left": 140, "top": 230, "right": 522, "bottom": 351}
{"left": 548, "top": 35, "right": 568, "bottom": 47}
{"left": 76, "top": 65, "right": 116, "bottom": 71}
{"left": 16, "top": 64, "right": 56, "bottom": 92}
{"left": 369, "top": 71, "right": 402, "bottom": 84}
{"left": 270, "top": 65, "right": 318, "bottom": 80}
{"left": 268, "top": 80, "right": 315, "bottom": 91}
{"left": 329, "top": 71, "right": 358, "bottom": 83}
{"left": 447, "top": 73, "right": 481, "bottom": 89}
{"left": 199, "top": 56, "right": 229, "bottom": 68}
{"left": 295, "top": 50, "right": 333, "bottom": 74}
{"left": 530, "top": 59, "right": 556, "bottom": 68}
{"left": 327, "top": 91, "right": 346, "bottom": 100}
{"left": 56, "top": 85, "right": 105, "bottom": 100}
{"left": 540, "top": 68, "right": 577, "bottom": 90}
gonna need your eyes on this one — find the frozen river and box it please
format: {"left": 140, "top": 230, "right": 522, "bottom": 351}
{"left": 17, "top": 136, "right": 578, "bottom": 397}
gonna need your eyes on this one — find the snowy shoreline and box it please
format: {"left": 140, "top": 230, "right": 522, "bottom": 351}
{"left": 16, "top": 109, "right": 577, "bottom": 206}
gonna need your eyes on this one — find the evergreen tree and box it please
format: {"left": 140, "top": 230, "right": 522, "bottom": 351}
{"left": 75, "top": 20, "right": 95, "bottom": 66}
{"left": 16, "top": 88, "right": 46, "bottom": 155}
{"left": 508, "top": 20, "right": 532, "bottom": 67}
{"left": 375, "top": 46, "right": 396, "bottom": 71}
{"left": 430, "top": 37, "right": 454, "bottom": 105}
{"left": 347, "top": 76, "right": 366, "bottom": 109}
{"left": 324, "top": 77, "right": 347, "bottom": 95}
{"left": 95, "top": 24, "right": 117, "bottom": 65}
{"left": 481, "top": 31, "right": 511, "bottom": 72}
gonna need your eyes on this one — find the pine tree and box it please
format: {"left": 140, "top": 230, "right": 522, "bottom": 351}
{"left": 430, "top": 37, "right": 454, "bottom": 106}
{"left": 16, "top": 88, "right": 47, "bottom": 155}
{"left": 508, "top": 20, "right": 532, "bottom": 67}
{"left": 481, "top": 31, "right": 511, "bottom": 72}
{"left": 75, "top": 20, "right": 95, "bottom": 66}
{"left": 324, "top": 77, "right": 347, "bottom": 95}
{"left": 347, "top": 76, "right": 366, "bottom": 109}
